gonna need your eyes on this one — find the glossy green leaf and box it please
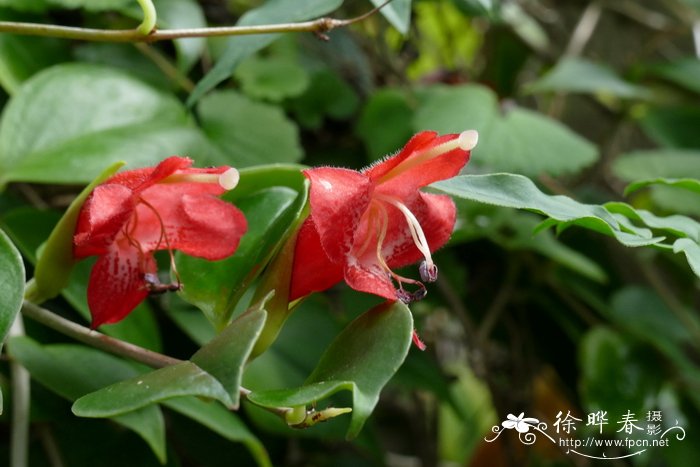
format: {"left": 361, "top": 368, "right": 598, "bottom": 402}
{"left": 248, "top": 301, "right": 413, "bottom": 439}
{"left": 177, "top": 187, "right": 299, "bottom": 327}
{"left": 0, "top": 64, "right": 209, "bottom": 187}
{"left": 191, "top": 307, "right": 267, "bottom": 407}
{"left": 370, "top": 0, "right": 412, "bottom": 34}
{"left": 234, "top": 55, "right": 310, "bottom": 102}
{"left": 526, "top": 57, "right": 649, "bottom": 98}
{"left": 431, "top": 173, "right": 664, "bottom": 247}
{"left": 499, "top": 2, "right": 548, "bottom": 52}
{"left": 24, "top": 162, "right": 123, "bottom": 304}
{"left": 72, "top": 361, "right": 234, "bottom": 417}
{"left": 164, "top": 397, "right": 271, "bottom": 467}
{"left": 7, "top": 337, "right": 166, "bottom": 462}
{"left": 74, "top": 43, "right": 171, "bottom": 89}
{"left": 198, "top": 90, "right": 302, "bottom": 167}
{"left": 154, "top": 0, "right": 206, "bottom": 73}
{"left": 0, "top": 227, "right": 24, "bottom": 353}
{"left": 188, "top": 0, "right": 344, "bottom": 105}
{"left": 414, "top": 85, "right": 598, "bottom": 176}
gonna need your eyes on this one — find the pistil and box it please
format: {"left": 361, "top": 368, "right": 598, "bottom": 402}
{"left": 160, "top": 167, "right": 240, "bottom": 190}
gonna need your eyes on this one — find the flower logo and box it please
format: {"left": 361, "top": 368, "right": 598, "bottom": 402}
{"left": 502, "top": 413, "right": 540, "bottom": 433}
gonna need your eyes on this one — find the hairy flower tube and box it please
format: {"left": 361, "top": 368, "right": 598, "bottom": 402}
{"left": 73, "top": 156, "right": 247, "bottom": 327}
{"left": 289, "top": 130, "right": 478, "bottom": 305}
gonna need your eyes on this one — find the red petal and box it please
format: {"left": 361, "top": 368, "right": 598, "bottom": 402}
{"left": 129, "top": 183, "right": 243, "bottom": 257}
{"left": 304, "top": 167, "right": 373, "bottom": 262}
{"left": 289, "top": 219, "right": 344, "bottom": 301}
{"left": 383, "top": 192, "right": 456, "bottom": 268}
{"left": 74, "top": 184, "right": 134, "bottom": 258}
{"left": 107, "top": 156, "right": 193, "bottom": 191}
{"left": 363, "top": 131, "right": 439, "bottom": 181}
{"left": 343, "top": 257, "right": 397, "bottom": 300}
{"left": 87, "top": 245, "right": 154, "bottom": 327}
{"left": 168, "top": 193, "right": 247, "bottom": 259}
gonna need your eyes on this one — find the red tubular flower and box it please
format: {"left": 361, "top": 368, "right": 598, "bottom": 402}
{"left": 73, "top": 156, "right": 247, "bottom": 327}
{"left": 289, "top": 130, "right": 478, "bottom": 305}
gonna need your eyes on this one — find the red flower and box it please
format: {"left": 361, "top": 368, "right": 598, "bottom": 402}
{"left": 289, "top": 130, "right": 477, "bottom": 304}
{"left": 73, "top": 156, "right": 247, "bottom": 327}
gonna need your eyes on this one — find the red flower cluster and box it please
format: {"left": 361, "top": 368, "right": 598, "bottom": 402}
{"left": 289, "top": 130, "right": 477, "bottom": 305}
{"left": 73, "top": 156, "right": 246, "bottom": 327}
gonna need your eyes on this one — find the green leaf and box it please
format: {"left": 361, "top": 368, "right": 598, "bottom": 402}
{"left": 198, "top": 90, "right": 302, "bottom": 167}
{"left": 526, "top": 57, "right": 649, "bottom": 99}
{"left": 177, "top": 186, "right": 300, "bottom": 327}
{"left": 673, "top": 238, "right": 700, "bottom": 278}
{"left": 46, "top": 0, "right": 132, "bottom": 10}
{"left": 370, "top": 0, "right": 412, "bottom": 34}
{"left": 356, "top": 88, "right": 414, "bottom": 161}
{"left": 72, "top": 361, "right": 234, "bottom": 417}
{"left": 289, "top": 70, "right": 359, "bottom": 129}
{"left": 234, "top": 55, "right": 310, "bottom": 102}
{"left": 606, "top": 202, "right": 700, "bottom": 242}
{"left": 431, "top": 173, "right": 664, "bottom": 247}
{"left": 153, "top": 0, "right": 206, "bottom": 73}
{"left": 580, "top": 327, "right": 660, "bottom": 422}
{"left": 188, "top": 0, "right": 344, "bottom": 105}
{"left": 24, "top": 162, "right": 123, "bottom": 304}
{"left": 647, "top": 57, "right": 700, "bottom": 95}
{"left": 639, "top": 106, "right": 700, "bottom": 149}
{"left": 0, "top": 10, "right": 70, "bottom": 94}
{"left": 0, "top": 63, "right": 209, "bottom": 187}
{"left": 248, "top": 301, "right": 414, "bottom": 439}
{"left": 477, "top": 108, "right": 598, "bottom": 176}
{"left": 7, "top": 337, "right": 166, "bottom": 462}
{"left": 190, "top": 307, "right": 267, "bottom": 407}
{"left": 164, "top": 398, "right": 271, "bottom": 467}
{"left": 413, "top": 85, "right": 597, "bottom": 176}
{"left": 0, "top": 0, "right": 49, "bottom": 12}
{"left": 624, "top": 178, "right": 700, "bottom": 197}
{"left": 608, "top": 287, "right": 700, "bottom": 385}
{"left": 612, "top": 149, "right": 700, "bottom": 181}
{"left": 0, "top": 227, "right": 24, "bottom": 353}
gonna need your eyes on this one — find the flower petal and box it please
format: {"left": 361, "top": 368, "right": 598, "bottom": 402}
{"left": 87, "top": 245, "right": 155, "bottom": 327}
{"left": 107, "top": 156, "right": 192, "bottom": 191}
{"left": 74, "top": 184, "right": 134, "bottom": 258}
{"left": 363, "top": 131, "right": 439, "bottom": 182}
{"left": 304, "top": 167, "right": 373, "bottom": 261}
{"left": 289, "top": 219, "right": 344, "bottom": 301}
{"left": 382, "top": 192, "right": 456, "bottom": 268}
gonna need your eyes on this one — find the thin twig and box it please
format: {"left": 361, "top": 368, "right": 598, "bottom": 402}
{"left": 0, "top": 2, "right": 392, "bottom": 43}
{"left": 133, "top": 43, "right": 195, "bottom": 92}
{"left": 21, "top": 301, "right": 180, "bottom": 368}
{"left": 564, "top": 1, "right": 602, "bottom": 57}
{"left": 476, "top": 263, "right": 520, "bottom": 344}
{"left": 20, "top": 301, "right": 292, "bottom": 418}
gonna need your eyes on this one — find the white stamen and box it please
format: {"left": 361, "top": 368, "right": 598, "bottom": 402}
{"left": 458, "top": 130, "right": 479, "bottom": 151}
{"left": 218, "top": 168, "right": 240, "bottom": 190}
{"left": 375, "top": 194, "right": 435, "bottom": 271}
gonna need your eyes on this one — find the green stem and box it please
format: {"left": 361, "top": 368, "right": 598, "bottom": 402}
{"left": 9, "top": 315, "right": 30, "bottom": 467}
{"left": 136, "top": 0, "right": 157, "bottom": 35}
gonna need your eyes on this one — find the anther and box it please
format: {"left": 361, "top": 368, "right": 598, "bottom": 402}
{"left": 397, "top": 289, "right": 414, "bottom": 304}
{"left": 419, "top": 260, "right": 438, "bottom": 283}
